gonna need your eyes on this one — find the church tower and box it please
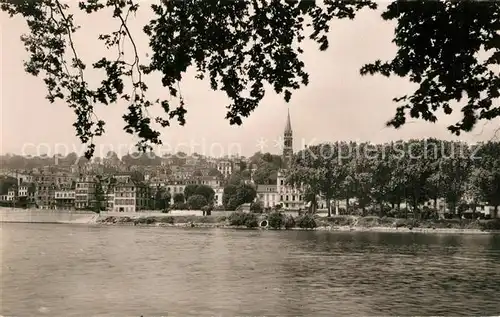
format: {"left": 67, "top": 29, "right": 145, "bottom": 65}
{"left": 283, "top": 108, "right": 293, "bottom": 167}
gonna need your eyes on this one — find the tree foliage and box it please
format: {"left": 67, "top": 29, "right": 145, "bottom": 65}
{"left": 471, "top": 142, "right": 500, "bottom": 217}
{"left": 184, "top": 184, "right": 215, "bottom": 203}
{"left": 227, "top": 170, "right": 251, "bottom": 186}
{"left": 250, "top": 152, "right": 282, "bottom": 185}
{"left": 360, "top": 2, "right": 500, "bottom": 134}
{"left": 0, "top": 176, "right": 18, "bottom": 195}
{"left": 194, "top": 184, "right": 215, "bottom": 203}
{"left": 93, "top": 175, "right": 105, "bottom": 213}
{"left": 173, "top": 192, "right": 185, "bottom": 204}
{"left": 250, "top": 200, "right": 263, "bottom": 213}
{"left": 287, "top": 142, "right": 348, "bottom": 216}
{"left": 152, "top": 185, "right": 170, "bottom": 210}
{"left": 11, "top": 1, "right": 500, "bottom": 159}
{"left": 1, "top": 0, "right": 378, "bottom": 158}
{"left": 286, "top": 140, "right": 500, "bottom": 218}
{"left": 222, "top": 183, "right": 257, "bottom": 211}
{"left": 187, "top": 194, "right": 208, "bottom": 210}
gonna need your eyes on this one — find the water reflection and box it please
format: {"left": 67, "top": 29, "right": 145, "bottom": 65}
{"left": 1, "top": 224, "right": 499, "bottom": 316}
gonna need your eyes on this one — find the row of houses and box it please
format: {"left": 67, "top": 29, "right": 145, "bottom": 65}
{"left": 0, "top": 171, "right": 236, "bottom": 212}
{"left": 0, "top": 153, "right": 247, "bottom": 212}
{"left": 0, "top": 168, "right": 304, "bottom": 212}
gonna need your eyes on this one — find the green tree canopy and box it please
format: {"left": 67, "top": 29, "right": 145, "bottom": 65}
{"left": 194, "top": 184, "right": 215, "bottom": 203}
{"left": 222, "top": 183, "right": 257, "bottom": 211}
{"left": 3, "top": 1, "right": 498, "bottom": 158}
{"left": 152, "top": 186, "right": 171, "bottom": 210}
{"left": 173, "top": 192, "right": 185, "bottom": 204}
{"left": 187, "top": 194, "right": 208, "bottom": 210}
{"left": 0, "top": 176, "right": 18, "bottom": 195}
{"left": 183, "top": 184, "right": 215, "bottom": 203}
{"left": 471, "top": 142, "right": 500, "bottom": 217}
{"left": 286, "top": 139, "right": 500, "bottom": 218}
{"left": 183, "top": 184, "right": 199, "bottom": 200}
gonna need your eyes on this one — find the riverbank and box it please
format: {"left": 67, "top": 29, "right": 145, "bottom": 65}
{"left": 0, "top": 208, "right": 98, "bottom": 224}
{"left": 96, "top": 214, "right": 500, "bottom": 234}
{"left": 2, "top": 207, "right": 499, "bottom": 234}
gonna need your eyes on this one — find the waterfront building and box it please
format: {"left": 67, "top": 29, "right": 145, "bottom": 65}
{"left": 54, "top": 188, "right": 76, "bottom": 210}
{"left": 7, "top": 185, "right": 17, "bottom": 201}
{"left": 256, "top": 184, "right": 278, "bottom": 208}
{"left": 277, "top": 170, "right": 304, "bottom": 210}
{"left": 111, "top": 174, "right": 150, "bottom": 212}
{"left": 18, "top": 183, "right": 36, "bottom": 206}
{"left": 75, "top": 174, "right": 95, "bottom": 209}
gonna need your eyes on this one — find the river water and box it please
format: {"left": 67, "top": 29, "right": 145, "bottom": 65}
{"left": 1, "top": 224, "right": 500, "bottom": 316}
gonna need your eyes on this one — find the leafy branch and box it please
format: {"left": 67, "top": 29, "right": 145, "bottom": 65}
{"left": 360, "top": 2, "right": 500, "bottom": 134}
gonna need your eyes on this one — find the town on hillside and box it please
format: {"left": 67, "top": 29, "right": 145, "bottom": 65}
{"left": 0, "top": 111, "right": 498, "bottom": 219}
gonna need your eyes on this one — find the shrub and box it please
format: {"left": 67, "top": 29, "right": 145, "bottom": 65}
{"left": 228, "top": 211, "right": 258, "bottom": 228}
{"left": 134, "top": 217, "right": 156, "bottom": 225}
{"left": 268, "top": 212, "right": 284, "bottom": 229}
{"left": 394, "top": 218, "right": 420, "bottom": 229}
{"left": 326, "top": 215, "right": 355, "bottom": 226}
{"left": 479, "top": 219, "right": 500, "bottom": 231}
{"left": 295, "top": 214, "right": 317, "bottom": 229}
{"left": 172, "top": 202, "right": 188, "bottom": 210}
{"left": 173, "top": 193, "right": 185, "bottom": 204}
{"left": 228, "top": 211, "right": 246, "bottom": 226}
{"left": 250, "top": 201, "right": 263, "bottom": 213}
{"left": 284, "top": 215, "right": 296, "bottom": 229}
{"left": 357, "top": 216, "right": 381, "bottom": 228}
{"left": 158, "top": 216, "right": 175, "bottom": 224}
{"left": 245, "top": 214, "right": 259, "bottom": 228}
{"left": 116, "top": 216, "right": 131, "bottom": 223}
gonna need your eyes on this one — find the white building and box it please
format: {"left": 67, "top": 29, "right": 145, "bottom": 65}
{"left": 214, "top": 187, "right": 224, "bottom": 206}
{"left": 277, "top": 170, "right": 304, "bottom": 210}
{"left": 166, "top": 183, "right": 186, "bottom": 204}
{"left": 54, "top": 190, "right": 75, "bottom": 199}
{"left": 256, "top": 184, "right": 278, "bottom": 208}
{"left": 216, "top": 160, "right": 233, "bottom": 178}
{"left": 54, "top": 189, "right": 76, "bottom": 209}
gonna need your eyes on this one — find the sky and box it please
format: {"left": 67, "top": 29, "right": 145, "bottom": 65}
{"left": 1, "top": 2, "right": 499, "bottom": 159}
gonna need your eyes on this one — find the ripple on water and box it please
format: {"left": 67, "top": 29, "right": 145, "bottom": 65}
{"left": 1, "top": 224, "right": 500, "bottom": 316}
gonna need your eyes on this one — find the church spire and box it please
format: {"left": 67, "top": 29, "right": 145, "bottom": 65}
{"left": 284, "top": 108, "right": 292, "bottom": 133}
{"left": 282, "top": 108, "right": 293, "bottom": 168}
